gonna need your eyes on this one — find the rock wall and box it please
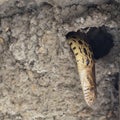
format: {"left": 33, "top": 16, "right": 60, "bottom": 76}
{"left": 0, "top": 0, "right": 119, "bottom": 120}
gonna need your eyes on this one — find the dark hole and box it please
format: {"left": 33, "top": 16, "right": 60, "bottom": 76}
{"left": 86, "top": 26, "right": 114, "bottom": 59}
{"left": 66, "top": 26, "right": 114, "bottom": 59}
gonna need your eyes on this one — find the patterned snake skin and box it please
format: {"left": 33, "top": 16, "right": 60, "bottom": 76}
{"left": 66, "top": 31, "right": 97, "bottom": 106}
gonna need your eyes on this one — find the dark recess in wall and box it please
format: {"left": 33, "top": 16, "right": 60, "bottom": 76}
{"left": 66, "top": 26, "right": 114, "bottom": 59}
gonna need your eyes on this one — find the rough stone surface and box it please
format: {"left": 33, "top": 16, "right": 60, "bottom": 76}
{"left": 0, "top": 0, "right": 120, "bottom": 120}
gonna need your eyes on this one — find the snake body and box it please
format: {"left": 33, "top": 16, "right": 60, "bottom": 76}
{"left": 66, "top": 32, "right": 97, "bottom": 106}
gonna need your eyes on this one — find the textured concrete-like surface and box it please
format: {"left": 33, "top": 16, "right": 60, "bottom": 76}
{"left": 0, "top": 0, "right": 120, "bottom": 120}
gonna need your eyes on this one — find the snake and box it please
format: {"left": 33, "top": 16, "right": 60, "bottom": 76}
{"left": 66, "top": 31, "right": 97, "bottom": 106}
